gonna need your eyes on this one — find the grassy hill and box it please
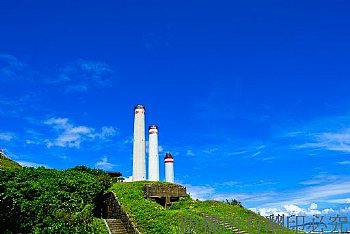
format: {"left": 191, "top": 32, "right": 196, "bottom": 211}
{"left": 0, "top": 155, "right": 22, "bottom": 169}
{"left": 111, "top": 182, "right": 298, "bottom": 234}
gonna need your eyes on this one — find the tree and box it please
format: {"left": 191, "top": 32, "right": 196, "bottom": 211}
{"left": 0, "top": 166, "right": 112, "bottom": 233}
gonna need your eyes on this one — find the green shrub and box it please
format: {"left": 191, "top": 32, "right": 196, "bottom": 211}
{"left": 0, "top": 166, "right": 111, "bottom": 233}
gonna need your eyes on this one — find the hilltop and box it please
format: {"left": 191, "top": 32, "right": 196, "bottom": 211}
{"left": 0, "top": 154, "right": 22, "bottom": 169}
{"left": 111, "top": 181, "right": 298, "bottom": 234}
{"left": 0, "top": 160, "right": 299, "bottom": 233}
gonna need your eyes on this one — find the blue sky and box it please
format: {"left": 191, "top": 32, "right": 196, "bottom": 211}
{"left": 1, "top": 0, "right": 350, "bottom": 216}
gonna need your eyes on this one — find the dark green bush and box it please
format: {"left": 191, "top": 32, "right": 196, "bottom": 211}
{"left": 225, "top": 199, "right": 244, "bottom": 208}
{"left": 0, "top": 166, "right": 112, "bottom": 233}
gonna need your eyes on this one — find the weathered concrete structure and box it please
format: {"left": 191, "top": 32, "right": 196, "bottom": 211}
{"left": 144, "top": 183, "right": 187, "bottom": 208}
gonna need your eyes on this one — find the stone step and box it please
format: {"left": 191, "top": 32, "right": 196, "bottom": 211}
{"left": 105, "top": 219, "right": 128, "bottom": 234}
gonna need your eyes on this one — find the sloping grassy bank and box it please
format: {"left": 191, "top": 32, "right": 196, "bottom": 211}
{"left": 111, "top": 181, "right": 210, "bottom": 233}
{"left": 0, "top": 155, "right": 22, "bottom": 169}
{"left": 111, "top": 182, "right": 298, "bottom": 234}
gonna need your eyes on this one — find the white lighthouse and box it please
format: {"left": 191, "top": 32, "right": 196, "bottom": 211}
{"left": 132, "top": 105, "right": 146, "bottom": 181}
{"left": 164, "top": 152, "right": 174, "bottom": 183}
{"left": 148, "top": 125, "right": 159, "bottom": 181}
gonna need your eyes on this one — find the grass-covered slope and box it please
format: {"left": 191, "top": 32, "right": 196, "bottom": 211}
{"left": 112, "top": 181, "right": 205, "bottom": 234}
{"left": 0, "top": 155, "right": 21, "bottom": 169}
{"left": 112, "top": 182, "right": 297, "bottom": 234}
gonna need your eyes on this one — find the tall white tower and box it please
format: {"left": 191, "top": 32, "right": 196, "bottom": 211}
{"left": 132, "top": 105, "right": 146, "bottom": 181}
{"left": 148, "top": 125, "right": 159, "bottom": 181}
{"left": 164, "top": 152, "right": 174, "bottom": 183}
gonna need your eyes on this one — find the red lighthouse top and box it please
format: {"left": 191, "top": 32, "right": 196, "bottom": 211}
{"left": 149, "top": 125, "right": 158, "bottom": 130}
{"left": 134, "top": 105, "right": 145, "bottom": 111}
{"left": 164, "top": 152, "right": 173, "bottom": 159}
{"left": 149, "top": 125, "right": 158, "bottom": 134}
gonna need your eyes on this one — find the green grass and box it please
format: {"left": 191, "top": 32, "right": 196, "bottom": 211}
{"left": 111, "top": 182, "right": 299, "bottom": 234}
{"left": 112, "top": 181, "right": 205, "bottom": 234}
{"left": 92, "top": 218, "right": 109, "bottom": 234}
{"left": 0, "top": 155, "right": 22, "bottom": 169}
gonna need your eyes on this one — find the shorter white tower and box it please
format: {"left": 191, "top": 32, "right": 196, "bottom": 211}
{"left": 148, "top": 125, "right": 159, "bottom": 181}
{"left": 164, "top": 152, "right": 174, "bottom": 183}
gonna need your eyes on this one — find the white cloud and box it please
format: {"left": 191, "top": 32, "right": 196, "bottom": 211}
{"left": 123, "top": 137, "right": 133, "bottom": 145}
{"left": 183, "top": 184, "right": 215, "bottom": 200}
{"left": 26, "top": 139, "right": 41, "bottom": 145}
{"left": 202, "top": 148, "right": 218, "bottom": 154}
{"left": 44, "top": 117, "right": 117, "bottom": 148}
{"left": 48, "top": 59, "right": 114, "bottom": 92}
{"left": 298, "top": 129, "right": 350, "bottom": 153}
{"left": 260, "top": 180, "right": 350, "bottom": 208}
{"left": 0, "top": 55, "right": 114, "bottom": 92}
{"left": 0, "top": 54, "right": 30, "bottom": 82}
{"left": 251, "top": 203, "right": 334, "bottom": 217}
{"left": 186, "top": 149, "right": 195, "bottom": 156}
{"left": 338, "top": 161, "right": 350, "bottom": 165}
{"left": 94, "top": 156, "right": 115, "bottom": 171}
{"left": 44, "top": 117, "right": 69, "bottom": 126}
{"left": 250, "top": 207, "right": 288, "bottom": 217}
{"left": 327, "top": 198, "right": 350, "bottom": 204}
{"left": 181, "top": 182, "right": 275, "bottom": 202}
{"left": 183, "top": 176, "right": 350, "bottom": 217}
{"left": 215, "top": 181, "right": 240, "bottom": 187}
{"left": 59, "top": 155, "right": 68, "bottom": 160}
{"left": 250, "top": 151, "right": 261, "bottom": 158}
{"left": 17, "top": 161, "right": 49, "bottom": 168}
{"left": 98, "top": 126, "right": 117, "bottom": 139}
{"left": 0, "top": 132, "right": 14, "bottom": 141}
{"left": 299, "top": 173, "right": 339, "bottom": 185}
{"left": 229, "top": 150, "right": 248, "bottom": 155}
{"left": 310, "top": 203, "right": 317, "bottom": 210}
{"left": 257, "top": 145, "right": 266, "bottom": 150}
{"left": 261, "top": 156, "right": 277, "bottom": 161}
{"left": 340, "top": 207, "right": 350, "bottom": 213}
{"left": 211, "top": 192, "right": 277, "bottom": 203}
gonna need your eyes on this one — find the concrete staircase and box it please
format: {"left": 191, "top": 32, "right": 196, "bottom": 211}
{"left": 105, "top": 219, "right": 128, "bottom": 234}
{"left": 200, "top": 212, "right": 249, "bottom": 234}
{"left": 102, "top": 192, "right": 141, "bottom": 234}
